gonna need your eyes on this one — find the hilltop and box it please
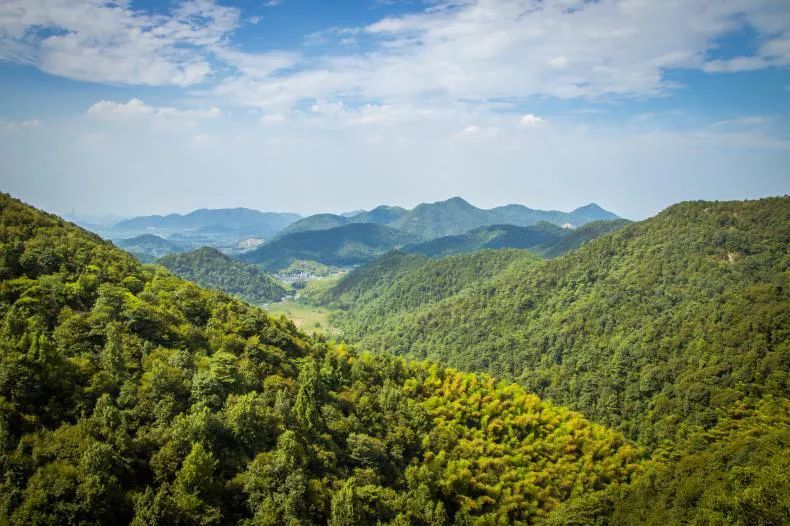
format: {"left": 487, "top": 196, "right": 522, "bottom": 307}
{"left": 158, "top": 247, "right": 287, "bottom": 304}
{"left": 240, "top": 223, "right": 421, "bottom": 271}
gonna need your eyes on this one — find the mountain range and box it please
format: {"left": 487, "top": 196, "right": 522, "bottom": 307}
{"left": 114, "top": 207, "right": 301, "bottom": 237}
{"left": 280, "top": 197, "right": 620, "bottom": 241}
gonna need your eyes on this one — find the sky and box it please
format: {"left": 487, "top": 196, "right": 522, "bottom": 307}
{"left": 0, "top": 0, "right": 789, "bottom": 220}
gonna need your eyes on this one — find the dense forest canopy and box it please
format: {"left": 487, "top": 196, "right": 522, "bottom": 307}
{"left": 158, "top": 247, "right": 288, "bottom": 304}
{"left": 0, "top": 193, "right": 643, "bottom": 525}
{"left": 240, "top": 223, "right": 421, "bottom": 272}
{"left": 315, "top": 197, "right": 790, "bottom": 523}
{"left": 321, "top": 197, "right": 790, "bottom": 447}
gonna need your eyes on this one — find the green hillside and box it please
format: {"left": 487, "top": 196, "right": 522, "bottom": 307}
{"left": 315, "top": 197, "right": 790, "bottom": 523}
{"left": 0, "top": 193, "right": 644, "bottom": 524}
{"left": 116, "top": 234, "right": 188, "bottom": 261}
{"left": 535, "top": 219, "right": 631, "bottom": 258}
{"left": 323, "top": 198, "right": 790, "bottom": 447}
{"left": 240, "top": 223, "right": 420, "bottom": 271}
{"left": 277, "top": 214, "right": 350, "bottom": 237}
{"left": 348, "top": 205, "right": 408, "bottom": 225}
{"left": 406, "top": 223, "right": 565, "bottom": 258}
{"left": 322, "top": 250, "right": 540, "bottom": 326}
{"left": 158, "top": 247, "right": 287, "bottom": 304}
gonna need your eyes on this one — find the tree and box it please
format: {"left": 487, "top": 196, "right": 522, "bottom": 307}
{"left": 294, "top": 358, "right": 324, "bottom": 431}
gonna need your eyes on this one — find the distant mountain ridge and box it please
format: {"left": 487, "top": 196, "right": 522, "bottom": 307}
{"left": 244, "top": 217, "right": 628, "bottom": 272}
{"left": 240, "top": 222, "right": 421, "bottom": 271}
{"left": 115, "top": 233, "right": 189, "bottom": 261}
{"left": 281, "top": 197, "right": 621, "bottom": 241}
{"left": 114, "top": 207, "right": 301, "bottom": 237}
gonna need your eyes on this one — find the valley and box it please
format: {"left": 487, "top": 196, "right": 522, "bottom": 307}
{"left": 1, "top": 192, "right": 787, "bottom": 525}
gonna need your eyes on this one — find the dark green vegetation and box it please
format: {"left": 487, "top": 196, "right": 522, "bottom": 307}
{"left": 242, "top": 214, "right": 625, "bottom": 275}
{"left": 278, "top": 214, "right": 351, "bottom": 237}
{"left": 404, "top": 220, "right": 629, "bottom": 259}
{"left": 533, "top": 219, "right": 631, "bottom": 258}
{"left": 323, "top": 250, "right": 539, "bottom": 317}
{"left": 405, "top": 223, "right": 565, "bottom": 258}
{"left": 324, "top": 197, "right": 789, "bottom": 442}
{"left": 320, "top": 197, "right": 790, "bottom": 524}
{"left": 158, "top": 247, "right": 287, "bottom": 304}
{"left": 0, "top": 193, "right": 643, "bottom": 525}
{"left": 240, "top": 223, "right": 421, "bottom": 272}
{"left": 114, "top": 208, "right": 301, "bottom": 239}
{"left": 350, "top": 205, "right": 408, "bottom": 226}
{"left": 116, "top": 234, "right": 188, "bottom": 262}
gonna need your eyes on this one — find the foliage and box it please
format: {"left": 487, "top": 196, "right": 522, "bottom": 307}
{"left": 534, "top": 219, "right": 631, "bottom": 258}
{"left": 116, "top": 234, "right": 189, "bottom": 260}
{"left": 278, "top": 214, "right": 351, "bottom": 237}
{"left": 0, "top": 193, "right": 640, "bottom": 525}
{"left": 240, "top": 223, "right": 421, "bottom": 272}
{"left": 320, "top": 197, "right": 790, "bottom": 522}
{"left": 324, "top": 197, "right": 789, "bottom": 446}
{"left": 405, "top": 223, "right": 565, "bottom": 258}
{"left": 158, "top": 247, "right": 287, "bottom": 304}
{"left": 404, "top": 220, "right": 630, "bottom": 259}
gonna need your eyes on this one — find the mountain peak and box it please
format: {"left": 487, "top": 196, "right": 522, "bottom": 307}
{"left": 574, "top": 202, "right": 605, "bottom": 211}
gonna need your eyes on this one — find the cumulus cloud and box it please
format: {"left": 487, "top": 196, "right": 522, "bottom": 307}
{"left": 205, "top": 0, "right": 790, "bottom": 116}
{"left": 2, "top": 0, "right": 788, "bottom": 108}
{"left": 519, "top": 114, "right": 544, "bottom": 126}
{"left": 87, "top": 99, "right": 221, "bottom": 121}
{"left": 0, "top": 0, "right": 239, "bottom": 86}
{"left": 455, "top": 125, "right": 501, "bottom": 141}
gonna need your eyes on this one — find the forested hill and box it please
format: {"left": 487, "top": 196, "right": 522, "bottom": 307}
{"left": 0, "top": 192, "right": 643, "bottom": 524}
{"left": 322, "top": 249, "right": 542, "bottom": 326}
{"left": 405, "top": 223, "right": 565, "bottom": 258}
{"left": 324, "top": 197, "right": 790, "bottom": 449}
{"left": 403, "top": 219, "right": 630, "bottom": 259}
{"left": 239, "top": 223, "right": 420, "bottom": 271}
{"left": 534, "top": 218, "right": 631, "bottom": 258}
{"left": 116, "top": 234, "right": 188, "bottom": 262}
{"left": 158, "top": 247, "right": 287, "bottom": 304}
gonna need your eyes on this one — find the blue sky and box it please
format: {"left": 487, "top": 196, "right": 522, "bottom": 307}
{"left": 0, "top": 0, "right": 788, "bottom": 220}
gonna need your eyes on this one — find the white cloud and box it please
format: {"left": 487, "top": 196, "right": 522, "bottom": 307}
{"left": 87, "top": 98, "right": 221, "bottom": 121}
{"left": 2, "top": 0, "right": 787, "bottom": 109}
{"left": 519, "top": 114, "right": 544, "bottom": 126}
{"left": 211, "top": 0, "right": 790, "bottom": 114}
{"left": 0, "top": 0, "right": 240, "bottom": 86}
{"left": 455, "top": 125, "right": 501, "bottom": 141}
